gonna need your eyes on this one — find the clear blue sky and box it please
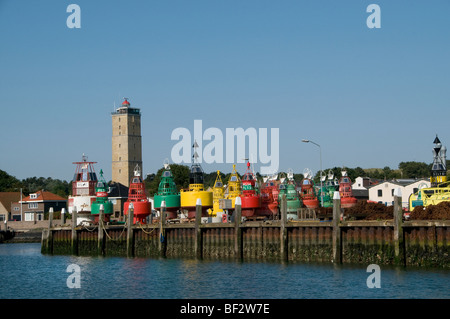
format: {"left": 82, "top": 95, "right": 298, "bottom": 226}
{"left": 1, "top": 0, "right": 449, "bottom": 182}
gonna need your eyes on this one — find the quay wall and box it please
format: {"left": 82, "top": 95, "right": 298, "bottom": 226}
{"left": 41, "top": 196, "right": 450, "bottom": 268}
{"left": 43, "top": 220, "right": 450, "bottom": 268}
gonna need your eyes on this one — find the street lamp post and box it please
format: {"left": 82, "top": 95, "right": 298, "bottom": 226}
{"left": 302, "top": 139, "right": 323, "bottom": 207}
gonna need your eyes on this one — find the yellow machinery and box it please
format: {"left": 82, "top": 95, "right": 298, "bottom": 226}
{"left": 409, "top": 181, "right": 450, "bottom": 211}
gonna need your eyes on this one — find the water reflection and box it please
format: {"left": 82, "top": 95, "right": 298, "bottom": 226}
{"left": 0, "top": 242, "right": 41, "bottom": 256}
{"left": 0, "top": 244, "right": 449, "bottom": 299}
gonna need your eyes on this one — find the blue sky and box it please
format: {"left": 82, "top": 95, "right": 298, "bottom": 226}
{"left": 1, "top": 0, "right": 449, "bottom": 181}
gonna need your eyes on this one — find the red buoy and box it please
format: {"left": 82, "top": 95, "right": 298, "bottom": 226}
{"left": 124, "top": 165, "right": 151, "bottom": 224}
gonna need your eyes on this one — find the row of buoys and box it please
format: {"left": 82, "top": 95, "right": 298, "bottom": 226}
{"left": 73, "top": 151, "right": 356, "bottom": 225}
{"left": 151, "top": 158, "right": 303, "bottom": 221}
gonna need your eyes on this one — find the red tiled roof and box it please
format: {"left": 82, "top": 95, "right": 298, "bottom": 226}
{"left": 21, "top": 190, "right": 66, "bottom": 202}
{"left": 0, "top": 192, "right": 21, "bottom": 211}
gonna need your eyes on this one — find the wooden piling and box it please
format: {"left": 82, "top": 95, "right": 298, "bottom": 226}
{"left": 127, "top": 206, "right": 134, "bottom": 258}
{"left": 393, "top": 189, "right": 405, "bottom": 266}
{"left": 48, "top": 208, "right": 54, "bottom": 228}
{"left": 46, "top": 209, "right": 54, "bottom": 254}
{"left": 98, "top": 206, "right": 104, "bottom": 256}
{"left": 234, "top": 197, "right": 242, "bottom": 260}
{"left": 195, "top": 199, "right": 203, "bottom": 259}
{"left": 62, "top": 208, "right": 66, "bottom": 225}
{"left": 332, "top": 192, "right": 342, "bottom": 263}
{"left": 159, "top": 202, "right": 167, "bottom": 257}
{"left": 40, "top": 229, "right": 47, "bottom": 254}
{"left": 71, "top": 210, "right": 78, "bottom": 255}
{"left": 280, "top": 194, "right": 288, "bottom": 261}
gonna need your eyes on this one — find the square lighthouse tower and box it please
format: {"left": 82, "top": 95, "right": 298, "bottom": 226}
{"left": 111, "top": 98, "right": 143, "bottom": 188}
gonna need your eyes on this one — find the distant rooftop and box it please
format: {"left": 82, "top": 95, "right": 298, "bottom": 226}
{"left": 366, "top": 178, "right": 430, "bottom": 188}
{"left": 20, "top": 190, "right": 66, "bottom": 202}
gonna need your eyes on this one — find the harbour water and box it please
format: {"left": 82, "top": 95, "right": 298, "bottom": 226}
{"left": 1, "top": 243, "right": 449, "bottom": 300}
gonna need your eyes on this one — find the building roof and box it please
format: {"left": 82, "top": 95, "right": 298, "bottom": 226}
{"left": 0, "top": 192, "right": 21, "bottom": 213}
{"left": 352, "top": 189, "right": 369, "bottom": 198}
{"left": 367, "top": 178, "right": 430, "bottom": 189}
{"left": 108, "top": 182, "right": 129, "bottom": 198}
{"left": 20, "top": 190, "right": 66, "bottom": 202}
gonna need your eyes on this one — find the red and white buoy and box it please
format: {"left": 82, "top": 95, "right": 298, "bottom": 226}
{"left": 124, "top": 165, "right": 151, "bottom": 224}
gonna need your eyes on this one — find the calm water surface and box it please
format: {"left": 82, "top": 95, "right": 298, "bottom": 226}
{"left": 0, "top": 243, "right": 449, "bottom": 299}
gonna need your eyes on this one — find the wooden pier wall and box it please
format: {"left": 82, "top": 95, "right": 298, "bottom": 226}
{"left": 41, "top": 195, "right": 450, "bottom": 268}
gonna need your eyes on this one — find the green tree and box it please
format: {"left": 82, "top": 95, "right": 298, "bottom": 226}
{"left": 21, "top": 176, "right": 70, "bottom": 198}
{"left": 0, "top": 170, "right": 71, "bottom": 197}
{"left": 353, "top": 167, "right": 366, "bottom": 179}
{"left": 0, "top": 169, "right": 22, "bottom": 192}
{"left": 398, "top": 161, "right": 431, "bottom": 179}
{"left": 145, "top": 163, "right": 190, "bottom": 195}
{"left": 380, "top": 166, "right": 401, "bottom": 180}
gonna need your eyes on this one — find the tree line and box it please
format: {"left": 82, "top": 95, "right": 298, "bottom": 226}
{"left": 0, "top": 169, "right": 71, "bottom": 198}
{"left": 310, "top": 161, "right": 437, "bottom": 184}
{"left": 317, "top": 161, "right": 435, "bottom": 183}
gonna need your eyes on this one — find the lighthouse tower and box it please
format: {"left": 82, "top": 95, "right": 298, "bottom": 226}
{"left": 111, "top": 98, "right": 143, "bottom": 188}
{"left": 431, "top": 135, "right": 447, "bottom": 187}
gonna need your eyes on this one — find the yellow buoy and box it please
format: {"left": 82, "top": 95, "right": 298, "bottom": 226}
{"left": 224, "top": 164, "right": 242, "bottom": 209}
{"left": 180, "top": 141, "right": 213, "bottom": 218}
{"left": 212, "top": 170, "right": 225, "bottom": 217}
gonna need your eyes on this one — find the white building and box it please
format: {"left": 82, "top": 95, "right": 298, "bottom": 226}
{"left": 352, "top": 177, "right": 372, "bottom": 190}
{"left": 368, "top": 179, "right": 430, "bottom": 208}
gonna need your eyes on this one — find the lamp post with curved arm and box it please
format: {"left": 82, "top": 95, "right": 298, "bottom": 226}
{"left": 301, "top": 139, "right": 323, "bottom": 207}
